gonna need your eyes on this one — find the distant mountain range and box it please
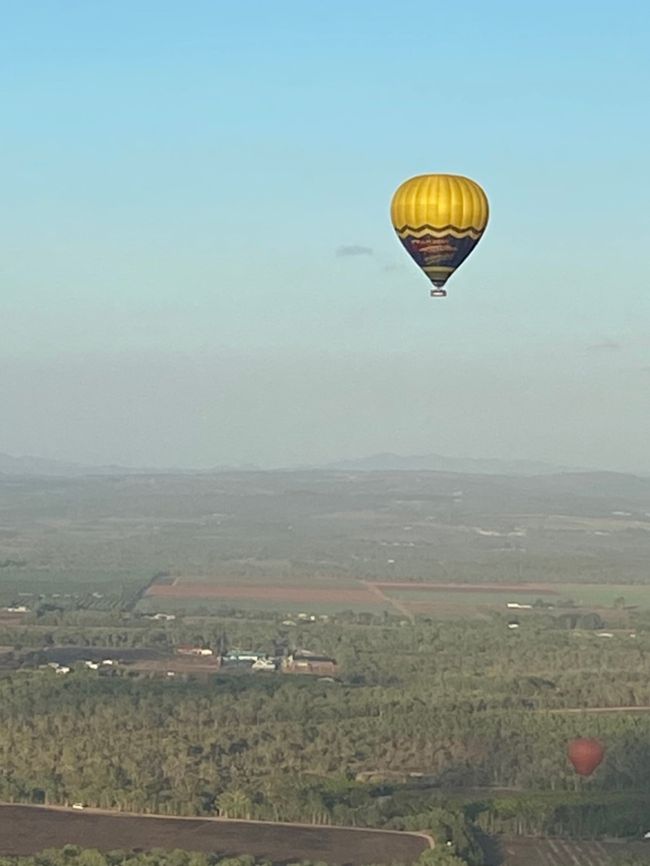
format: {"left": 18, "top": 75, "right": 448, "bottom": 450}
{"left": 0, "top": 450, "right": 643, "bottom": 479}
{"left": 321, "top": 452, "right": 584, "bottom": 476}
{"left": 0, "top": 452, "right": 260, "bottom": 477}
{"left": 0, "top": 453, "right": 87, "bottom": 476}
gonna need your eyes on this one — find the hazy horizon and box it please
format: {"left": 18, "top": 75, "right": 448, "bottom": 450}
{"left": 2, "top": 2, "right": 649, "bottom": 474}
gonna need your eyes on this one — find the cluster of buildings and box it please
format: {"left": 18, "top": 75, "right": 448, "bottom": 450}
{"left": 280, "top": 612, "right": 329, "bottom": 626}
{"left": 44, "top": 659, "right": 116, "bottom": 675}
{"left": 175, "top": 646, "right": 338, "bottom": 677}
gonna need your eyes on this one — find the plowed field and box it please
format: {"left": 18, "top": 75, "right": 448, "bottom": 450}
{"left": 0, "top": 805, "right": 429, "bottom": 865}
{"left": 146, "top": 582, "right": 381, "bottom": 606}
{"left": 497, "top": 836, "right": 647, "bottom": 865}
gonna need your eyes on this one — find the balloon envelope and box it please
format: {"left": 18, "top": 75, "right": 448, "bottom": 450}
{"left": 568, "top": 738, "right": 605, "bottom": 776}
{"left": 390, "top": 174, "right": 489, "bottom": 294}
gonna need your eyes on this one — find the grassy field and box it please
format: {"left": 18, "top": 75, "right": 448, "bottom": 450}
{"left": 0, "top": 568, "right": 148, "bottom": 602}
{"left": 374, "top": 581, "right": 650, "bottom": 619}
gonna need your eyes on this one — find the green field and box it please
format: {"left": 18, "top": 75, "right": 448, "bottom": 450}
{"left": 136, "top": 594, "right": 393, "bottom": 616}
{"left": 379, "top": 581, "right": 650, "bottom": 618}
{"left": 0, "top": 568, "right": 149, "bottom": 607}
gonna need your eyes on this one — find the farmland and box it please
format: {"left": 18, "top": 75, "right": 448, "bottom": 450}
{"left": 141, "top": 575, "right": 650, "bottom": 619}
{"left": 1, "top": 470, "right": 650, "bottom": 618}
{"left": 0, "top": 804, "right": 429, "bottom": 865}
{"left": 144, "top": 577, "right": 391, "bottom": 614}
{"left": 374, "top": 580, "right": 650, "bottom": 619}
{"left": 495, "top": 836, "right": 648, "bottom": 865}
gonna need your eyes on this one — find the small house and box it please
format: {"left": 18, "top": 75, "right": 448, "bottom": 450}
{"left": 282, "top": 650, "right": 338, "bottom": 676}
{"left": 251, "top": 658, "right": 276, "bottom": 672}
{"left": 177, "top": 646, "right": 213, "bottom": 656}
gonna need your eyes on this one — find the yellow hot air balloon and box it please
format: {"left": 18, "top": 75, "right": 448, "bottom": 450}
{"left": 390, "top": 174, "right": 489, "bottom": 297}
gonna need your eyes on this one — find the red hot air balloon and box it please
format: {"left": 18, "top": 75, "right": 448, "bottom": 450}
{"left": 568, "top": 738, "right": 605, "bottom": 776}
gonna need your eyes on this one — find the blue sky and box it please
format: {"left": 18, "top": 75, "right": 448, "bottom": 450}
{"left": 1, "top": 1, "right": 649, "bottom": 468}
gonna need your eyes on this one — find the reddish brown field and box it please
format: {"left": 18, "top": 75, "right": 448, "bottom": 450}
{"left": 0, "top": 805, "right": 429, "bottom": 866}
{"left": 369, "top": 582, "right": 561, "bottom": 594}
{"left": 146, "top": 583, "right": 379, "bottom": 605}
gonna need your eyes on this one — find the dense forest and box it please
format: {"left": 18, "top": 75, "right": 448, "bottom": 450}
{"left": 2, "top": 614, "right": 650, "bottom": 865}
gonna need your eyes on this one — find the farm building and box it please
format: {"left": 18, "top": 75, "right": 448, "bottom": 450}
{"left": 223, "top": 651, "right": 263, "bottom": 663}
{"left": 176, "top": 646, "right": 213, "bottom": 656}
{"left": 282, "top": 650, "right": 338, "bottom": 676}
{"left": 252, "top": 658, "right": 277, "bottom": 671}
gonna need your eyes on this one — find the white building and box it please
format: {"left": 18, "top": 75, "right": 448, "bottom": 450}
{"left": 252, "top": 658, "right": 276, "bottom": 671}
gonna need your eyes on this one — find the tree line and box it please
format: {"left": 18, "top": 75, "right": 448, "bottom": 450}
{"left": 0, "top": 847, "right": 472, "bottom": 866}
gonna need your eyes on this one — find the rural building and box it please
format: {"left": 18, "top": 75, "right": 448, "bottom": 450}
{"left": 223, "top": 651, "right": 263, "bottom": 663}
{"left": 282, "top": 650, "right": 338, "bottom": 676}
{"left": 252, "top": 658, "right": 277, "bottom": 671}
{"left": 176, "top": 646, "right": 213, "bottom": 656}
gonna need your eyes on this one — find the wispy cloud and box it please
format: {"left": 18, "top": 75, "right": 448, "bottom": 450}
{"left": 382, "top": 263, "right": 404, "bottom": 272}
{"left": 586, "top": 341, "right": 621, "bottom": 352}
{"left": 336, "top": 245, "right": 374, "bottom": 258}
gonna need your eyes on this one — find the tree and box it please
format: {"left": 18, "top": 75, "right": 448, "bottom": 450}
{"left": 216, "top": 790, "right": 252, "bottom": 819}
